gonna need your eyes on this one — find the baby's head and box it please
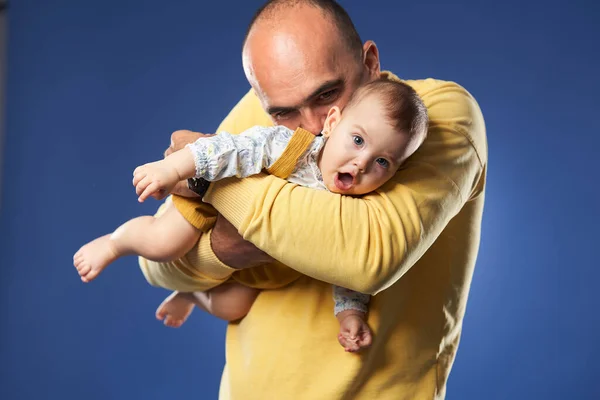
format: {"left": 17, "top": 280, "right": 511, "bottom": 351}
{"left": 319, "top": 79, "right": 428, "bottom": 195}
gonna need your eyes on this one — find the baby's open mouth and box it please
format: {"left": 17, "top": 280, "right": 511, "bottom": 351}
{"left": 334, "top": 172, "right": 354, "bottom": 191}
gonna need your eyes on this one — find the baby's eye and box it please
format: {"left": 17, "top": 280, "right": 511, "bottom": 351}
{"left": 376, "top": 158, "right": 390, "bottom": 168}
{"left": 353, "top": 135, "right": 364, "bottom": 146}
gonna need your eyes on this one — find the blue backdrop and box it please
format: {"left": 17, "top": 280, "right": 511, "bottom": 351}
{"left": 1, "top": 0, "right": 598, "bottom": 399}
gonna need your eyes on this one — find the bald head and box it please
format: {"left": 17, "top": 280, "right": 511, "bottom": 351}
{"left": 243, "top": 0, "right": 363, "bottom": 61}
{"left": 243, "top": 4, "right": 355, "bottom": 95}
{"left": 241, "top": 1, "right": 380, "bottom": 134}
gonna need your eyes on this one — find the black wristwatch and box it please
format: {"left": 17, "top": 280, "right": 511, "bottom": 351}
{"left": 187, "top": 177, "right": 211, "bottom": 197}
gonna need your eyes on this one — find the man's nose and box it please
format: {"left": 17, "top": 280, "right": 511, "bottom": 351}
{"left": 299, "top": 110, "right": 327, "bottom": 135}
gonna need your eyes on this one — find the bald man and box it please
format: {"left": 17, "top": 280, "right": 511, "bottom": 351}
{"left": 139, "top": 1, "right": 487, "bottom": 399}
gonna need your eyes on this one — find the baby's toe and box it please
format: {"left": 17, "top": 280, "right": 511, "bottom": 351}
{"left": 83, "top": 269, "right": 98, "bottom": 282}
{"left": 78, "top": 264, "right": 91, "bottom": 275}
{"left": 164, "top": 316, "right": 177, "bottom": 327}
{"left": 155, "top": 308, "right": 167, "bottom": 321}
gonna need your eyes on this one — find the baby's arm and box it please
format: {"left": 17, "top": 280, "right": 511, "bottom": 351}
{"left": 333, "top": 285, "right": 370, "bottom": 315}
{"left": 133, "top": 125, "right": 293, "bottom": 202}
{"left": 333, "top": 286, "right": 373, "bottom": 353}
{"left": 185, "top": 125, "right": 293, "bottom": 181}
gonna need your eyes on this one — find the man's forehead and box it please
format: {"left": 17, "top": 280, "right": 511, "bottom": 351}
{"left": 243, "top": 19, "right": 357, "bottom": 111}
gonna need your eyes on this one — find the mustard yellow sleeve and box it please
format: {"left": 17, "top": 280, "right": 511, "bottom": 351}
{"left": 138, "top": 88, "right": 274, "bottom": 290}
{"left": 204, "top": 79, "right": 487, "bottom": 295}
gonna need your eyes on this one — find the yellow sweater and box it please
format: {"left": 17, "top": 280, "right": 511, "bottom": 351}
{"left": 139, "top": 72, "right": 487, "bottom": 399}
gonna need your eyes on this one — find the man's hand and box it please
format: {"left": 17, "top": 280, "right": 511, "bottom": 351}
{"left": 169, "top": 180, "right": 199, "bottom": 198}
{"left": 164, "top": 130, "right": 215, "bottom": 198}
{"left": 133, "top": 161, "right": 181, "bottom": 202}
{"left": 165, "top": 130, "right": 212, "bottom": 157}
{"left": 211, "top": 214, "right": 275, "bottom": 269}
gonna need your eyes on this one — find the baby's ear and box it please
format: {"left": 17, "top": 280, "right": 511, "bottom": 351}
{"left": 323, "top": 106, "right": 341, "bottom": 137}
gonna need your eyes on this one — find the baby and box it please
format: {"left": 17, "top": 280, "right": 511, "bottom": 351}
{"left": 74, "top": 78, "right": 428, "bottom": 352}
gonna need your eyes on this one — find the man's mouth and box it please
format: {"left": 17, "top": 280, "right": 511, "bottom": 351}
{"left": 334, "top": 172, "right": 355, "bottom": 191}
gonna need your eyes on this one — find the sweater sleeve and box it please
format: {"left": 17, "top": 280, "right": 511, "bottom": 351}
{"left": 203, "top": 80, "right": 487, "bottom": 295}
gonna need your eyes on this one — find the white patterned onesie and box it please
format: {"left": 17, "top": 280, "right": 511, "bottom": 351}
{"left": 187, "top": 125, "right": 370, "bottom": 316}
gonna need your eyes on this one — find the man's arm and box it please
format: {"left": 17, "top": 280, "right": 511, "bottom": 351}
{"left": 204, "top": 80, "right": 487, "bottom": 295}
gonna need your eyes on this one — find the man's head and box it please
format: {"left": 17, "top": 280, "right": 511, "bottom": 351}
{"left": 318, "top": 79, "right": 429, "bottom": 195}
{"left": 242, "top": 0, "right": 381, "bottom": 134}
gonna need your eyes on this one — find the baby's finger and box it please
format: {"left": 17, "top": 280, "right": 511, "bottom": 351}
{"left": 343, "top": 318, "right": 361, "bottom": 339}
{"left": 132, "top": 170, "right": 146, "bottom": 186}
{"left": 135, "top": 176, "right": 151, "bottom": 196}
{"left": 359, "top": 331, "right": 373, "bottom": 349}
{"left": 139, "top": 182, "right": 159, "bottom": 203}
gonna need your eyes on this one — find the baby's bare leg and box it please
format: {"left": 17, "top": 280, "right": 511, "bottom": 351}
{"left": 74, "top": 203, "right": 199, "bottom": 282}
{"left": 201, "top": 283, "right": 260, "bottom": 321}
{"left": 156, "top": 283, "right": 259, "bottom": 328}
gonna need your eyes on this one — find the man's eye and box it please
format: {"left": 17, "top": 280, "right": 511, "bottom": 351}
{"left": 317, "top": 89, "right": 338, "bottom": 102}
{"left": 273, "top": 111, "right": 291, "bottom": 120}
{"left": 353, "top": 135, "right": 364, "bottom": 146}
{"left": 376, "top": 158, "right": 390, "bottom": 168}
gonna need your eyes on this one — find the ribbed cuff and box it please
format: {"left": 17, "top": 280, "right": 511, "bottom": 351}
{"left": 266, "top": 127, "right": 315, "bottom": 178}
{"left": 171, "top": 195, "right": 213, "bottom": 230}
{"left": 189, "top": 232, "right": 237, "bottom": 280}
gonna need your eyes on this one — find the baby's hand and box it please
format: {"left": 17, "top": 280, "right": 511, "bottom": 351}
{"left": 337, "top": 310, "right": 373, "bottom": 353}
{"left": 133, "top": 161, "right": 181, "bottom": 202}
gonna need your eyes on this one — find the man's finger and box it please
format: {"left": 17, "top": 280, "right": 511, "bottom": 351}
{"left": 165, "top": 130, "right": 208, "bottom": 159}
{"left": 170, "top": 180, "right": 200, "bottom": 198}
{"left": 171, "top": 130, "right": 205, "bottom": 151}
{"left": 151, "top": 190, "right": 167, "bottom": 201}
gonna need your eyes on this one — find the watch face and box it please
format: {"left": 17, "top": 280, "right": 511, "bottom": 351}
{"left": 188, "top": 178, "right": 210, "bottom": 196}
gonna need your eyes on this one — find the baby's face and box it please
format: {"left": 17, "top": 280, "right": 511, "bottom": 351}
{"left": 319, "top": 96, "right": 411, "bottom": 195}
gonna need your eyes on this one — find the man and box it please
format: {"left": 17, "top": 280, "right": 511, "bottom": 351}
{"left": 140, "top": 0, "right": 487, "bottom": 398}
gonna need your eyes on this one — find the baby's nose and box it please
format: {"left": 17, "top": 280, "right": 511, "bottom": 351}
{"left": 353, "top": 158, "right": 368, "bottom": 172}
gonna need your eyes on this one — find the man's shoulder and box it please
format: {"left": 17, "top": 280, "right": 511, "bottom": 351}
{"left": 384, "top": 71, "right": 472, "bottom": 99}
{"left": 388, "top": 73, "right": 488, "bottom": 167}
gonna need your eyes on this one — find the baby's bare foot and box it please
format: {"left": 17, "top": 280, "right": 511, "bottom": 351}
{"left": 337, "top": 312, "right": 373, "bottom": 353}
{"left": 73, "top": 234, "right": 119, "bottom": 283}
{"left": 156, "top": 292, "right": 195, "bottom": 328}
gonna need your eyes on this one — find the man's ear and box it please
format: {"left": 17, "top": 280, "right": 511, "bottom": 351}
{"left": 323, "top": 106, "right": 341, "bottom": 136}
{"left": 362, "top": 40, "right": 381, "bottom": 80}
